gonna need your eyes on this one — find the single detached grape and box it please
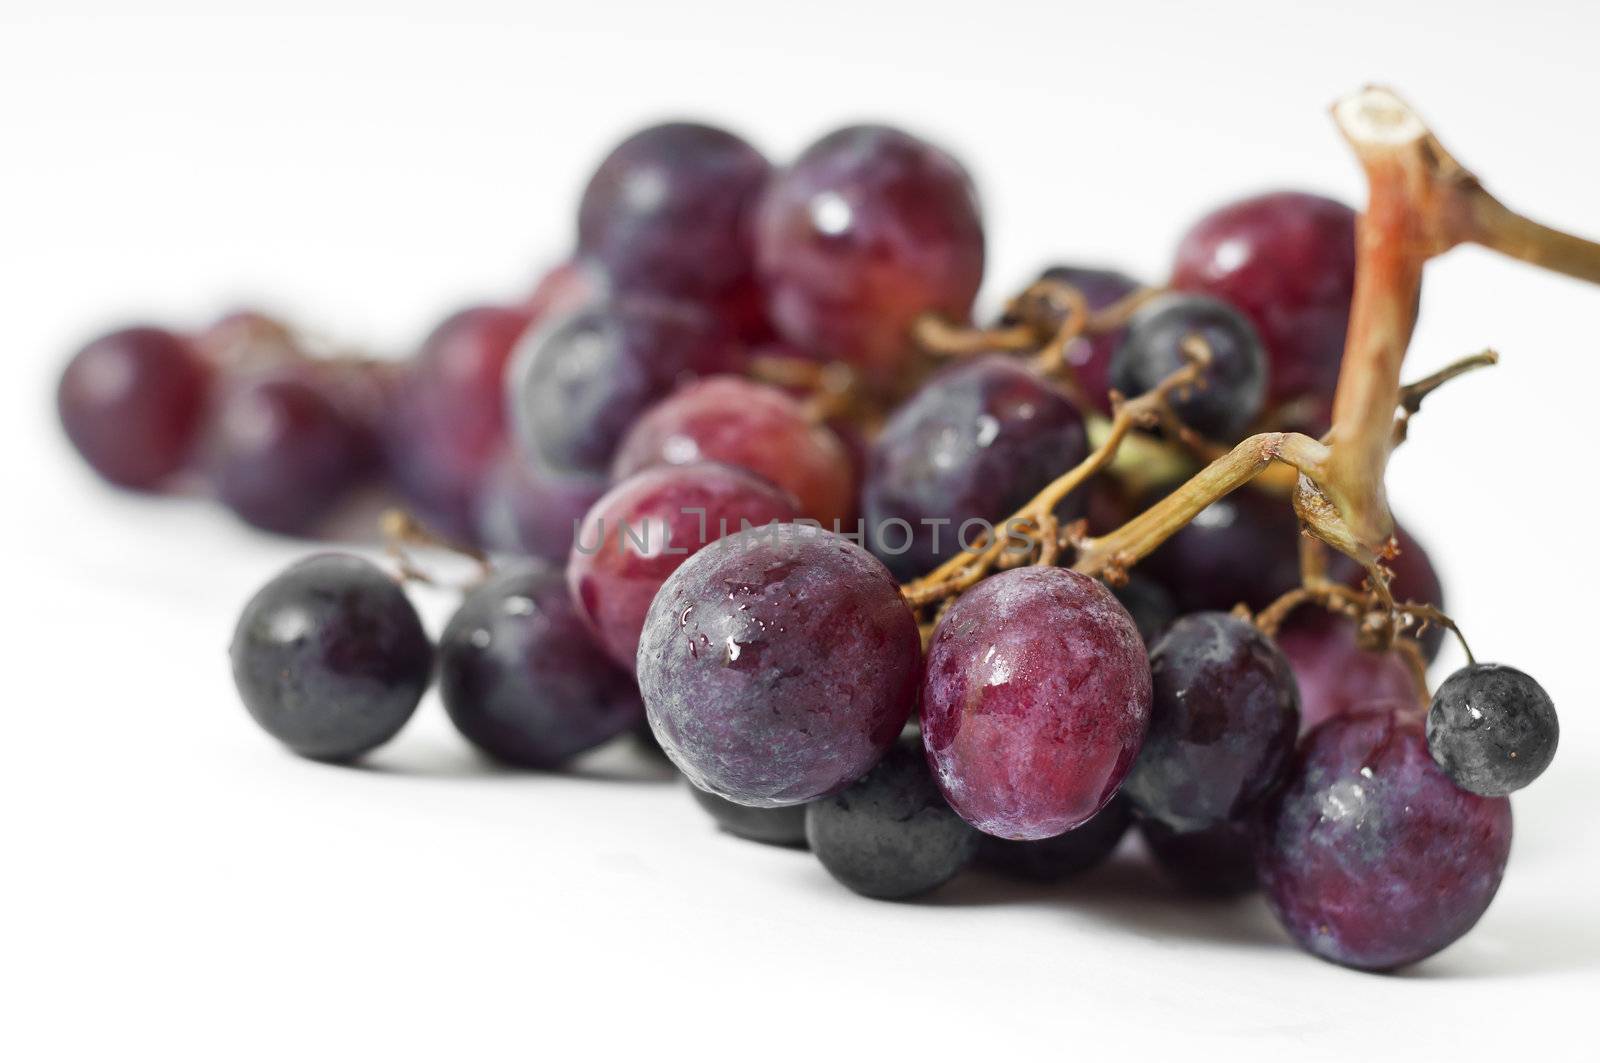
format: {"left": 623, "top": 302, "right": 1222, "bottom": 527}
{"left": 1143, "top": 487, "right": 1301, "bottom": 614}
{"left": 475, "top": 450, "right": 607, "bottom": 563}
{"left": 638, "top": 525, "right": 920, "bottom": 807}
{"left": 1139, "top": 818, "right": 1258, "bottom": 897}
{"left": 999, "top": 266, "right": 1141, "bottom": 416}
{"left": 805, "top": 735, "right": 980, "bottom": 899}
{"left": 578, "top": 122, "right": 770, "bottom": 299}
{"left": 1109, "top": 293, "right": 1267, "bottom": 441}
{"left": 755, "top": 124, "right": 984, "bottom": 380}
{"left": 511, "top": 297, "right": 741, "bottom": 475}
{"left": 1274, "top": 612, "right": 1422, "bottom": 734}
{"left": 1258, "top": 712, "right": 1512, "bottom": 971}
{"left": 689, "top": 783, "right": 809, "bottom": 848}
{"left": 229, "top": 554, "right": 433, "bottom": 761}
{"left": 568, "top": 463, "right": 799, "bottom": 670}
{"left": 978, "top": 795, "right": 1132, "bottom": 883}
{"left": 862, "top": 356, "right": 1087, "bottom": 579}
{"left": 921, "top": 566, "right": 1151, "bottom": 840}
{"left": 1171, "top": 191, "right": 1356, "bottom": 433}
{"left": 1123, "top": 613, "right": 1300, "bottom": 832}
{"left": 1426, "top": 663, "right": 1558, "bottom": 796}
{"left": 386, "top": 304, "right": 535, "bottom": 541}
{"left": 611, "top": 375, "right": 856, "bottom": 528}
{"left": 204, "top": 368, "right": 379, "bottom": 535}
{"left": 1111, "top": 574, "right": 1178, "bottom": 646}
{"left": 438, "top": 565, "right": 643, "bottom": 768}
{"left": 57, "top": 325, "right": 211, "bottom": 490}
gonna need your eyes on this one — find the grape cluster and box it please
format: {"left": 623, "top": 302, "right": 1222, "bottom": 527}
{"left": 63, "top": 112, "right": 1564, "bottom": 974}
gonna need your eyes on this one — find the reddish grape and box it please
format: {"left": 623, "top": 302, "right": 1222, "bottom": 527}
{"left": 439, "top": 565, "right": 643, "bottom": 768}
{"left": 862, "top": 356, "right": 1087, "bottom": 580}
{"left": 1139, "top": 818, "right": 1258, "bottom": 897}
{"left": 1258, "top": 712, "right": 1512, "bottom": 971}
{"left": 524, "top": 257, "right": 606, "bottom": 322}
{"left": 193, "top": 309, "right": 300, "bottom": 369}
{"left": 638, "top": 525, "right": 920, "bottom": 807}
{"left": 755, "top": 125, "right": 984, "bottom": 381}
{"left": 1123, "top": 613, "right": 1300, "bottom": 831}
{"left": 979, "top": 795, "right": 1132, "bottom": 882}
{"left": 57, "top": 325, "right": 211, "bottom": 490}
{"left": 204, "top": 367, "right": 379, "bottom": 535}
{"left": 386, "top": 304, "right": 534, "bottom": 541}
{"left": 611, "top": 375, "right": 856, "bottom": 528}
{"left": 999, "top": 266, "right": 1140, "bottom": 416}
{"left": 1274, "top": 612, "right": 1422, "bottom": 734}
{"left": 475, "top": 450, "right": 607, "bottom": 563}
{"left": 578, "top": 122, "right": 770, "bottom": 300}
{"left": 1171, "top": 191, "right": 1356, "bottom": 432}
{"left": 921, "top": 567, "right": 1151, "bottom": 840}
{"left": 568, "top": 463, "right": 799, "bottom": 670}
{"left": 512, "top": 297, "right": 741, "bottom": 475}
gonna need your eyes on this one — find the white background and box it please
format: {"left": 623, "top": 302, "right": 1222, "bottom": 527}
{"left": 4, "top": 1, "right": 1598, "bottom": 1059}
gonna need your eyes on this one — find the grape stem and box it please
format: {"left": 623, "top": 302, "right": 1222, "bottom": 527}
{"left": 381, "top": 509, "right": 492, "bottom": 589}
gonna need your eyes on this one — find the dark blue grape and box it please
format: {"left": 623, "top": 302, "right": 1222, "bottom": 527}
{"left": 1110, "top": 293, "right": 1267, "bottom": 441}
{"left": 689, "top": 784, "right": 808, "bottom": 848}
{"left": 438, "top": 565, "right": 643, "bottom": 768}
{"left": 862, "top": 356, "right": 1086, "bottom": 580}
{"left": 978, "top": 795, "right": 1131, "bottom": 882}
{"left": 805, "top": 735, "right": 980, "bottom": 899}
{"left": 230, "top": 554, "right": 433, "bottom": 761}
{"left": 1111, "top": 574, "right": 1177, "bottom": 646}
{"left": 1139, "top": 818, "right": 1258, "bottom": 897}
{"left": 1426, "top": 663, "right": 1558, "bottom": 796}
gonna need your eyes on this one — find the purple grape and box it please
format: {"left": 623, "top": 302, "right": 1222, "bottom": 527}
{"left": 1143, "top": 487, "right": 1301, "bottom": 614}
{"left": 1258, "top": 711, "right": 1512, "bottom": 971}
{"left": 805, "top": 734, "right": 980, "bottom": 899}
{"left": 204, "top": 367, "right": 379, "bottom": 535}
{"left": 1110, "top": 575, "right": 1178, "bottom": 646}
{"left": 999, "top": 266, "right": 1140, "bottom": 416}
{"left": 568, "top": 463, "right": 800, "bottom": 671}
{"left": 1427, "top": 663, "right": 1558, "bottom": 796}
{"left": 755, "top": 125, "right": 984, "bottom": 382}
{"left": 1139, "top": 818, "right": 1258, "bottom": 897}
{"left": 57, "top": 325, "right": 211, "bottom": 490}
{"left": 475, "top": 450, "right": 607, "bottom": 563}
{"left": 611, "top": 375, "right": 856, "bottom": 528}
{"left": 1110, "top": 293, "right": 1267, "bottom": 441}
{"left": 862, "top": 356, "right": 1087, "bottom": 580}
{"left": 1274, "top": 612, "right": 1422, "bottom": 734}
{"left": 1171, "top": 191, "right": 1356, "bottom": 433}
{"left": 979, "top": 795, "right": 1132, "bottom": 882}
{"left": 578, "top": 122, "right": 770, "bottom": 300}
{"left": 511, "top": 297, "right": 741, "bottom": 475}
{"left": 1326, "top": 521, "right": 1446, "bottom": 661}
{"left": 438, "top": 565, "right": 643, "bottom": 768}
{"left": 1123, "top": 613, "right": 1300, "bottom": 831}
{"left": 638, "top": 525, "right": 920, "bottom": 807}
{"left": 921, "top": 567, "right": 1151, "bottom": 840}
{"left": 229, "top": 553, "right": 433, "bottom": 761}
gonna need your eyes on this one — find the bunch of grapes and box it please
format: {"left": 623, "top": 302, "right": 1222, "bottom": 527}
{"left": 61, "top": 95, "right": 1580, "bottom": 974}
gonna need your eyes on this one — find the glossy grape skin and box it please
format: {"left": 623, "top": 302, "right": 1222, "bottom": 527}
{"left": 57, "top": 326, "right": 211, "bottom": 490}
{"left": 1139, "top": 818, "right": 1258, "bottom": 897}
{"left": 1274, "top": 612, "right": 1422, "bottom": 734}
{"left": 689, "top": 783, "right": 809, "bottom": 848}
{"left": 611, "top": 376, "right": 856, "bottom": 528}
{"left": 921, "top": 567, "right": 1152, "bottom": 840}
{"left": 204, "top": 368, "right": 379, "bottom": 535}
{"left": 512, "top": 298, "right": 741, "bottom": 476}
{"left": 229, "top": 554, "right": 433, "bottom": 761}
{"left": 979, "top": 795, "right": 1132, "bottom": 883}
{"left": 806, "top": 735, "right": 980, "bottom": 899}
{"left": 638, "top": 525, "right": 920, "bottom": 807}
{"left": 1143, "top": 487, "right": 1301, "bottom": 614}
{"left": 1258, "top": 712, "right": 1512, "bottom": 971}
{"left": 386, "top": 304, "right": 534, "bottom": 541}
{"left": 1000, "top": 266, "right": 1140, "bottom": 416}
{"left": 1110, "top": 293, "right": 1267, "bottom": 441}
{"left": 1111, "top": 575, "right": 1178, "bottom": 646}
{"left": 438, "top": 565, "right": 642, "bottom": 768}
{"left": 862, "top": 356, "right": 1087, "bottom": 580}
{"left": 1123, "top": 613, "right": 1300, "bottom": 831}
{"left": 578, "top": 123, "right": 770, "bottom": 300}
{"left": 1171, "top": 192, "right": 1356, "bottom": 433}
{"left": 754, "top": 125, "right": 984, "bottom": 381}
{"left": 569, "top": 463, "right": 799, "bottom": 671}
{"left": 1427, "top": 663, "right": 1558, "bottom": 796}
{"left": 475, "top": 451, "right": 607, "bottom": 563}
